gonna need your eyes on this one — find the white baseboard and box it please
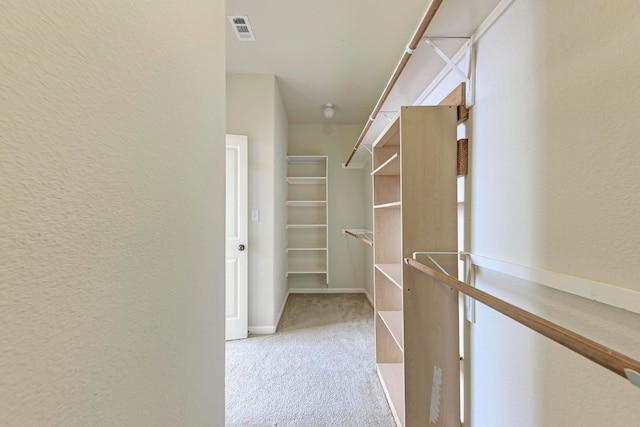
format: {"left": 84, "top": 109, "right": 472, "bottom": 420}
{"left": 363, "top": 289, "right": 374, "bottom": 308}
{"left": 274, "top": 290, "right": 290, "bottom": 331}
{"left": 247, "top": 325, "right": 276, "bottom": 335}
{"left": 248, "top": 291, "right": 290, "bottom": 335}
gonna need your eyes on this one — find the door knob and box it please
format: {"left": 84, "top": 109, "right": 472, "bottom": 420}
{"left": 238, "top": 244, "right": 246, "bottom": 251}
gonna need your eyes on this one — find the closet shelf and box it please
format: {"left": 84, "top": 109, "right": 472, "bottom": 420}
{"left": 286, "top": 247, "right": 327, "bottom": 252}
{"left": 374, "top": 264, "right": 402, "bottom": 288}
{"left": 378, "top": 311, "right": 404, "bottom": 350}
{"left": 373, "top": 201, "right": 401, "bottom": 209}
{"left": 371, "top": 152, "right": 399, "bottom": 176}
{"left": 286, "top": 224, "right": 327, "bottom": 229}
{"left": 372, "top": 116, "right": 400, "bottom": 149}
{"left": 286, "top": 270, "right": 327, "bottom": 276}
{"left": 286, "top": 200, "right": 327, "bottom": 207}
{"left": 376, "top": 363, "right": 405, "bottom": 427}
{"left": 286, "top": 177, "right": 326, "bottom": 185}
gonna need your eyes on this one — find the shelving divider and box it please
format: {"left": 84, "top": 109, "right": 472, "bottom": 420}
{"left": 372, "top": 106, "right": 459, "bottom": 426}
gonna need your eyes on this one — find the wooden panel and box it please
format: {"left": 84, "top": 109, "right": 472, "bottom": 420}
{"left": 373, "top": 146, "right": 400, "bottom": 172}
{"left": 438, "top": 82, "right": 468, "bottom": 124}
{"left": 375, "top": 263, "right": 402, "bottom": 288}
{"left": 372, "top": 115, "right": 400, "bottom": 148}
{"left": 399, "top": 106, "right": 459, "bottom": 427}
{"left": 372, "top": 152, "right": 400, "bottom": 176}
{"left": 377, "top": 363, "right": 406, "bottom": 427}
{"left": 373, "top": 175, "right": 400, "bottom": 206}
{"left": 379, "top": 311, "right": 404, "bottom": 350}
{"left": 374, "top": 270, "right": 402, "bottom": 311}
{"left": 373, "top": 209, "right": 401, "bottom": 264}
{"left": 376, "top": 317, "right": 404, "bottom": 363}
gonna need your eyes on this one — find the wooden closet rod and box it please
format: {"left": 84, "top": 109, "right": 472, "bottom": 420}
{"left": 344, "top": 229, "right": 374, "bottom": 246}
{"left": 404, "top": 257, "right": 640, "bottom": 387}
{"left": 344, "top": 0, "right": 444, "bottom": 167}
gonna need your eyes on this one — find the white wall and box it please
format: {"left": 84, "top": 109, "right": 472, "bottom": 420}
{"left": 273, "top": 78, "right": 290, "bottom": 326}
{"left": 468, "top": 0, "right": 640, "bottom": 425}
{"left": 227, "top": 74, "right": 288, "bottom": 332}
{"left": 288, "top": 125, "right": 371, "bottom": 297}
{"left": 0, "top": 1, "right": 226, "bottom": 425}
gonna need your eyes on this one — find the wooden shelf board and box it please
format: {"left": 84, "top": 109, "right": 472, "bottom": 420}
{"left": 375, "top": 264, "right": 402, "bottom": 288}
{"left": 379, "top": 311, "right": 404, "bottom": 351}
{"left": 286, "top": 248, "right": 327, "bottom": 252}
{"left": 372, "top": 115, "right": 400, "bottom": 149}
{"left": 286, "top": 224, "right": 327, "bottom": 229}
{"left": 371, "top": 152, "right": 400, "bottom": 176}
{"left": 286, "top": 177, "right": 326, "bottom": 185}
{"left": 373, "top": 201, "right": 401, "bottom": 209}
{"left": 377, "top": 363, "right": 405, "bottom": 427}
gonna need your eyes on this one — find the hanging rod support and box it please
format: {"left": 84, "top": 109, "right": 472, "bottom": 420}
{"left": 405, "top": 256, "right": 640, "bottom": 388}
{"left": 424, "top": 38, "right": 470, "bottom": 83}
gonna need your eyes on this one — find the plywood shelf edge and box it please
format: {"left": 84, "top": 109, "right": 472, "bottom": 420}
{"left": 371, "top": 152, "right": 400, "bottom": 176}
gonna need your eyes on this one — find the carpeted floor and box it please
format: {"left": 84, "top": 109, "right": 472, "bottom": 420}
{"left": 225, "top": 293, "right": 395, "bottom": 427}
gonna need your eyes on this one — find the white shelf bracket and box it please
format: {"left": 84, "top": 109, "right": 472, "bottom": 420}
{"left": 625, "top": 369, "right": 640, "bottom": 389}
{"left": 424, "top": 38, "right": 471, "bottom": 84}
{"left": 410, "top": 251, "right": 475, "bottom": 323}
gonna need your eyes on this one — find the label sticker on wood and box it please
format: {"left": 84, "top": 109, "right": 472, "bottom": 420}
{"left": 429, "top": 365, "right": 442, "bottom": 423}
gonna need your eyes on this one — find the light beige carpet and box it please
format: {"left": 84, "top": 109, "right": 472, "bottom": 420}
{"left": 225, "top": 293, "right": 395, "bottom": 427}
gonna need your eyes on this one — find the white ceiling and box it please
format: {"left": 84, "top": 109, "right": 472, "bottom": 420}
{"left": 226, "top": 0, "right": 503, "bottom": 127}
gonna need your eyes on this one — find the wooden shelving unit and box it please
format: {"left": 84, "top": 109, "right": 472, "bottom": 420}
{"left": 286, "top": 156, "right": 328, "bottom": 285}
{"left": 372, "top": 106, "right": 459, "bottom": 426}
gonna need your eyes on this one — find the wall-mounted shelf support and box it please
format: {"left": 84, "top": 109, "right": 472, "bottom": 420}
{"left": 409, "top": 251, "right": 475, "bottom": 323}
{"left": 342, "top": 229, "right": 374, "bottom": 246}
{"left": 423, "top": 38, "right": 471, "bottom": 84}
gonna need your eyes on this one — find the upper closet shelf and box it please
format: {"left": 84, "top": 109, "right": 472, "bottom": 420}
{"left": 372, "top": 115, "right": 400, "bottom": 149}
{"left": 286, "top": 177, "right": 326, "bottom": 185}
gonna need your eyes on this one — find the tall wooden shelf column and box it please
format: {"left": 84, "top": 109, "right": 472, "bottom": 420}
{"left": 372, "top": 106, "right": 459, "bottom": 427}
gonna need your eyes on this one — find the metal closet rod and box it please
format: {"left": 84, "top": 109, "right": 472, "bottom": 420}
{"left": 404, "top": 256, "right": 640, "bottom": 389}
{"left": 344, "top": 0, "right": 444, "bottom": 167}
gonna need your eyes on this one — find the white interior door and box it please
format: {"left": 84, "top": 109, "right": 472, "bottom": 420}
{"left": 225, "top": 134, "right": 248, "bottom": 341}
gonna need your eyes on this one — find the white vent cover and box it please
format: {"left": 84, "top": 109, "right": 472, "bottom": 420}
{"left": 228, "top": 15, "right": 256, "bottom": 41}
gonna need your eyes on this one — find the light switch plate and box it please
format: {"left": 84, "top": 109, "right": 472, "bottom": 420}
{"left": 250, "top": 209, "right": 259, "bottom": 222}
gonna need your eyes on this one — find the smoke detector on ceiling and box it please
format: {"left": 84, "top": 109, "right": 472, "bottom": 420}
{"left": 228, "top": 16, "right": 256, "bottom": 41}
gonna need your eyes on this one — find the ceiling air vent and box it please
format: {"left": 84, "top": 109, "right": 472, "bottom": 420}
{"left": 228, "top": 15, "right": 256, "bottom": 41}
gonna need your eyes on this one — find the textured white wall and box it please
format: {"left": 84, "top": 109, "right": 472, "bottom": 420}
{"left": 469, "top": 0, "right": 640, "bottom": 425}
{"left": 273, "top": 79, "right": 290, "bottom": 324}
{"left": 0, "top": 1, "right": 226, "bottom": 426}
{"left": 288, "top": 124, "right": 369, "bottom": 293}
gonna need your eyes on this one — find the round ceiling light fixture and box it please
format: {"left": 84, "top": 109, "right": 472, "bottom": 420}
{"left": 323, "top": 103, "right": 335, "bottom": 119}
